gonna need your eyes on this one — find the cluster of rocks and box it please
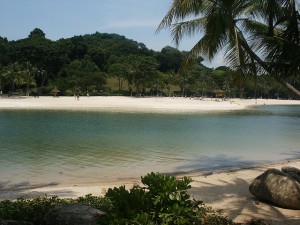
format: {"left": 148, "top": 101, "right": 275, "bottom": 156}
{"left": 249, "top": 166, "right": 300, "bottom": 210}
{"left": 0, "top": 203, "right": 105, "bottom": 225}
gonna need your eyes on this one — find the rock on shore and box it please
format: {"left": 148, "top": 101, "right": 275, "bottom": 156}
{"left": 249, "top": 168, "right": 300, "bottom": 210}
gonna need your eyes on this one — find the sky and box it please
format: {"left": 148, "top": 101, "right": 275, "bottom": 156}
{"left": 0, "top": 0, "right": 225, "bottom": 68}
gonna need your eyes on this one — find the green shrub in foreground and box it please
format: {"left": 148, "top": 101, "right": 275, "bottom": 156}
{"left": 0, "top": 196, "right": 71, "bottom": 224}
{"left": 100, "top": 172, "right": 203, "bottom": 225}
{"left": 0, "top": 172, "right": 267, "bottom": 225}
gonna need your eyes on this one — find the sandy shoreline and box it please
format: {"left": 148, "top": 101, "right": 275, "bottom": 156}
{"left": 0, "top": 96, "right": 299, "bottom": 224}
{"left": 0, "top": 96, "right": 299, "bottom": 113}
{"left": 1, "top": 159, "right": 299, "bottom": 224}
{"left": 189, "top": 159, "right": 300, "bottom": 224}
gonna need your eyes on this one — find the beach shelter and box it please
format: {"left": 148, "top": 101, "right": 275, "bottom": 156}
{"left": 214, "top": 89, "right": 225, "bottom": 98}
{"left": 50, "top": 87, "right": 60, "bottom": 97}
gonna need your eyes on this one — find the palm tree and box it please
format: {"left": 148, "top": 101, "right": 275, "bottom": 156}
{"left": 2, "top": 62, "right": 23, "bottom": 95}
{"left": 243, "top": 0, "right": 300, "bottom": 96}
{"left": 125, "top": 55, "right": 140, "bottom": 96}
{"left": 22, "top": 62, "right": 37, "bottom": 96}
{"left": 157, "top": 0, "right": 300, "bottom": 97}
{"left": 36, "top": 68, "right": 48, "bottom": 95}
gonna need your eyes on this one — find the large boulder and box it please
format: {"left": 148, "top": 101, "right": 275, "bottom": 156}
{"left": 282, "top": 166, "right": 300, "bottom": 183}
{"left": 249, "top": 168, "right": 300, "bottom": 209}
{"left": 43, "top": 203, "right": 105, "bottom": 225}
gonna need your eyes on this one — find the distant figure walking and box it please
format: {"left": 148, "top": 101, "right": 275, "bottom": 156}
{"left": 77, "top": 95, "right": 80, "bottom": 100}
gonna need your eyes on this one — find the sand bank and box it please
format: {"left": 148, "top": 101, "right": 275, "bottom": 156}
{"left": 0, "top": 96, "right": 299, "bottom": 113}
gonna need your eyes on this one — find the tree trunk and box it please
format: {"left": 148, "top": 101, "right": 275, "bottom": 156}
{"left": 26, "top": 83, "right": 29, "bottom": 96}
{"left": 118, "top": 76, "right": 121, "bottom": 91}
{"left": 277, "top": 77, "right": 300, "bottom": 97}
{"left": 238, "top": 32, "right": 300, "bottom": 97}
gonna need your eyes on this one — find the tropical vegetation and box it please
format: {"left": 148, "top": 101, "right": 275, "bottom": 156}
{"left": 0, "top": 172, "right": 266, "bottom": 225}
{"left": 0, "top": 25, "right": 298, "bottom": 99}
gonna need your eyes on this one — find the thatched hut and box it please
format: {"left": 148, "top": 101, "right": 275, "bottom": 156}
{"left": 214, "top": 89, "right": 225, "bottom": 98}
{"left": 50, "top": 87, "right": 60, "bottom": 97}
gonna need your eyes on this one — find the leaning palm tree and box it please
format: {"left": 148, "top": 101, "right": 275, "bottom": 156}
{"left": 243, "top": 0, "right": 300, "bottom": 95}
{"left": 157, "top": 0, "right": 300, "bottom": 97}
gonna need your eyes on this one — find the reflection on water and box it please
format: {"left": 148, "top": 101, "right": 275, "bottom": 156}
{"left": 0, "top": 105, "right": 299, "bottom": 185}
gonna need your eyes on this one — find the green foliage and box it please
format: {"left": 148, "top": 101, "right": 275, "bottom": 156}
{"left": 157, "top": 46, "right": 183, "bottom": 73}
{"left": 100, "top": 172, "right": 202, "bottom": 225}
{"left": 101, "top": 185, "right": 150, "bottom": 224}
{"left": 0, "top": 196, "right": 71, "bottom": 224}
{"left": 28, "top": 28, "right": 46, "bottom": 39}
{"left": 77, "top": 193, "right": 113, "bottom": 212}
{"left": 1, "top": 27, "right": 297, "bottom": 98}
{"left": 142, "top": 173, "right": 197, "bottom": 222}
{"left": 198, "top": 207, "right": 235, "bottom": 225}
{"left": 158, "top": 0, "right": 300, "bottom": 97}
{"left": 0, "top": 173, "right": 267, "bottom": 225}
{"left": 0, "top": 194, "right": 112, "bottom": 225}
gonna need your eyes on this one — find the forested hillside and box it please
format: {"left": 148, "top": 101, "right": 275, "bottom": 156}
{"left": 0, "top": 28, "right": 296, "bottom": 99}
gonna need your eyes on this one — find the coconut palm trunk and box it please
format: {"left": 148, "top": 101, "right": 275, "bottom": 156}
{"left": 157, "top": 0, "right": 300, "bottom": 97}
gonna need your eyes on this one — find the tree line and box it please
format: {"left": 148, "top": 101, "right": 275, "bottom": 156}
{"left": 0, "top": 26, "right": 298, "bottom": 99}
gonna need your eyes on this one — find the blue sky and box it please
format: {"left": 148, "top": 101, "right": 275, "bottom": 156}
{"left": 0, "top": 0, "right": 224, "bottom": 68}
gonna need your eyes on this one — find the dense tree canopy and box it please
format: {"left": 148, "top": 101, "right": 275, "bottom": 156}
{"left": 0, "top": 26, "right": 298, "bottom": 99}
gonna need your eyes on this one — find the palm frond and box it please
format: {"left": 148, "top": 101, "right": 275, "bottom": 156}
{"left": 156, "top": 0, "right": 205, "bottom": 33}
{"left": 171, "top": 18, "right": 207, "bottom": 46}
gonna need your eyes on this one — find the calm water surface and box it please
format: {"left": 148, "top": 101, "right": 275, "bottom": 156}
{"left": 0, "top": 105, "right": 299, "bottom": 185}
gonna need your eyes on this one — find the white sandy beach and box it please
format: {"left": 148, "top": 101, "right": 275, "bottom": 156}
{"left": 0, "top": 95, "right": 299, "bottom": 113}
{"left": 0, "top": 96, "right": 299, "bottom": 224}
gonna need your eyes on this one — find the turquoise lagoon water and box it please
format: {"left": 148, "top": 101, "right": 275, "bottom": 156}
{"left": 0, "top": 105, "right": 299, "bottom": 185}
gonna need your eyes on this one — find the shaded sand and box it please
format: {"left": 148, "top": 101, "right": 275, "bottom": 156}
{"left": 0, "top": 96, "right": 299, "bottom": 224}
{"left": 188, "top": 159, "right": 300, "bottom": 225}
{"left": 1, "top": 160, "right": 300, "bottom": 224}
{"left": 0, "top": 96, "right": 299, "bottom": 113}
